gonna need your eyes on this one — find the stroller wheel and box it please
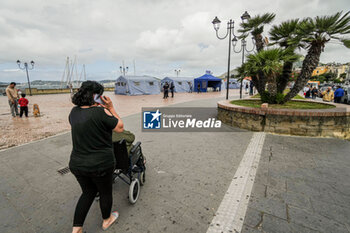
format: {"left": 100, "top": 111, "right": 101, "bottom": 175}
{"left": 140, "top": 171, "right": 146, "bottom": 186}
{"left": 129, "top": 179, "right": 140, "bottom": 204}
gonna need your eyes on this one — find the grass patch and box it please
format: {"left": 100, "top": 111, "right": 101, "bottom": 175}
{"left": 230, "top": 100, "right": 335, "bottom": 109}
{"left": 251, "top": 93, "right": 304, "bottom": 100}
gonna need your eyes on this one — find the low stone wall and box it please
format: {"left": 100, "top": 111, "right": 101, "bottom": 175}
{"left": 24, "top": 87, "right": 115, "bottom": 95}
{"left": 24, "top": 88, "right": 78, "bottom": 95}
{"left": 217, "top": 100, "right": 350, "bottom": 140}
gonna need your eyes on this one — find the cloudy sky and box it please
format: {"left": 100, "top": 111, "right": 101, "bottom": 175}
{"left": 0, "top": 0, "right": 349, "bottom": 83}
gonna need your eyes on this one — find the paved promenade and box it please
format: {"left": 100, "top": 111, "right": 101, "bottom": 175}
{"left": 242, "top": 135, "right": 350, "bottom": 233}
{"left": 0, "top": 91, "right": 238, "bottom": 150}
{"left": 1, "top": 95, "right": 349, "bottom": 233}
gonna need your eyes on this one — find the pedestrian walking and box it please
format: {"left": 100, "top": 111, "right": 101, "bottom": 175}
{"left": 245, "top": 83, "right": 249, "bottom": 94}
{"left": 5, "top": 82, "right": 19, "bottom": 117}
{"left": 197, "top": 83, "right": 201, "bottom": 93}
{"left": 189, "top": 82, "right": 193, "bottom": 93}
{"left": 311, "top": 87, "right": 318, "bottom": 99}
{"left": 163, "top": 82, "right": 169, "bottom": 99}
{"left": 249, "top": 81, "right": 254, "bottom": 96}
{"left": 303, "top": 85, "right": 310, "bottom": 98}
{"left": 305, "top": 85, "right": 311, "bottom": 98}
{"left": 322, "top": 86, "right": 334, "bottom": 102}
{"left": 18, "top": 93, "right": 29, "bottom": 117}
{"left": 334, "top": 85, "right": 344, "bottom": 103}
{"left": 170, "top": 82, "right": 175, "bottom": 98}
{"left": 69, "top": 81, "right": 124, "bottom": 233}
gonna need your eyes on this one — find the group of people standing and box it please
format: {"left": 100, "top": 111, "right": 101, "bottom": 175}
{"left": 304, "top": 85, "right": 345, "bottom": 103}
{"left": 320, "top": 86, "right": 345, "bottom": 103}
{"left": 303, "top": 85, "right": 319, "bottom": 99}
{"left": 162, "top": 82, "right": 175, "bottom": 99}
{"left": 5, "top": 82, "right": 29, "bottom": 117}
{"left": 244, "top": 81, "right": 255, "bottom": 96}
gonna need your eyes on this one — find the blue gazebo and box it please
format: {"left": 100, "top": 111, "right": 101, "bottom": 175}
{"left": 194, "top": 71, "right": 222, "bottom": 92}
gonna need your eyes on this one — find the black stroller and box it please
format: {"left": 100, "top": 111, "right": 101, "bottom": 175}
{"left": 112, "top": 130, "right": 146, "bottom": 204}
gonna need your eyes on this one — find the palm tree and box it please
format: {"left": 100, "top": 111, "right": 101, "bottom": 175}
{"left": 238, "top": 13, "right": 275, "bottom": 94}
{"left": 284, "top": 11, "right": 350, "bottom": 102}
{"left": 239, "top": 13, "right": 276, "bottom": 52}
{"left": 239, "top": 48, "right": 300, "bottom": 103}
{"left": 269, "top": 19, "right": 303, "bottom": 93}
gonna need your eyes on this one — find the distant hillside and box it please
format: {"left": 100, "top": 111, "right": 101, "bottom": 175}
{"left": 16, "top": 79, "right": 116, "bottom": 85}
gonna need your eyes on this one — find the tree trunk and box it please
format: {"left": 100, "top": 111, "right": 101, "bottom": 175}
{"left": 267, "top": 78, "right": 277, "bottom": 97}
{"left": 254, "top": 34, "right": 264, "bottom": 52}
{"left": 283, "top": 44, "right": 322, "bottom": 103}
{"left": 277, "top": 61, "right": 293, "bottom": 93}
{"left": 251, "top": 75, "right": 263, "bottom": 94}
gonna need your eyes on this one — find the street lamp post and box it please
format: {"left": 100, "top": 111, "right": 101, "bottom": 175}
{"left": 212, "top": 11, "right": 254, "bottom": 100}
{"left": 17, "top": 60, "right": 34, "bottom": 96}
{"left": 232, "top": 12, "right": 255, "bottom": 99}
{"left": 212, "top": 16, "right": 234, "bottom": 100}
{"left": 120, "top": 61, "right": 128, "bottom": 76}
{"left": 175, "top": 69, "right": 181, "bottom": 77}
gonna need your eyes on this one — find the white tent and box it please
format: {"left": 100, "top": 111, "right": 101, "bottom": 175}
{"left": 115, "top": 75, "right": 160, "bottom": 95}
{"left": 161, "top": 77, "right": 194, "bottom": 93}
{"left": 224, "top": 78, "right": 241, "bottom": 89}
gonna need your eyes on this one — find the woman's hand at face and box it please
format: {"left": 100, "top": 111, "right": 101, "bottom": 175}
{"left": 100, "top": 96, "right": 114, "bottom": 110}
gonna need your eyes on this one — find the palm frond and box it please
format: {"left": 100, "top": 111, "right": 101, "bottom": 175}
{"left": 342, "top": 39, "right": 350, "bottom": 48}
{"left": 239, "top": 48, "right": 301, "bottom": 78}
{"left": 269, "top": 19, "right": 300, "bottom": 47}
{"left": 238, "top": 13, "right": 276, "bottom": 35}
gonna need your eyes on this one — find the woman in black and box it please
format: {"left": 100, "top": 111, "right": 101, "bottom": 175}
{"left": 69, "top": 81, "right": 124, "bottom": 233}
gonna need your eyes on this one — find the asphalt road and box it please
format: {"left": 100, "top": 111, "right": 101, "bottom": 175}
{"left": 1, "top": 95, "right": 349, "bottom": 233}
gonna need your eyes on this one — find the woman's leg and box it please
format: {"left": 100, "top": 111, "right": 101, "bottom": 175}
{"left": 72, "top": 171, "right": 98, "bottom": 229}
{"left": 92, "top": 169, "right": 115, "bottom": 227}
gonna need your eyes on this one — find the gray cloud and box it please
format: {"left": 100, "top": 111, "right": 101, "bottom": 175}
{"left": 0, "top": 0, "right": 349, "bottom": 81}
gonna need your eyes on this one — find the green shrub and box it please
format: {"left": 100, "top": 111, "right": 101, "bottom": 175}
{"left": 260, "top": 91, "right": 285, "bottom": 104}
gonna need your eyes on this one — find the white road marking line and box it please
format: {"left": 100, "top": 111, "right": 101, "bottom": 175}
{"left": 207, "top": 132, "right": 266, "bottom": 233}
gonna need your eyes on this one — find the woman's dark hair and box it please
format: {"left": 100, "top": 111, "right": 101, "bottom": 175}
{"left": 72, "top": 81, "right": 104, "bottom": 106}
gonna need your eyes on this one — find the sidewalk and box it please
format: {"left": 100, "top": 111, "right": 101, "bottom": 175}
{"left": 0, "top": 90, "right": 243, "bottom": 150}
{"left": 242, "top": 135, "right": 350, "bottom": 232}
{"left": 1, "top": 95, "right": 349, "bottom": 233}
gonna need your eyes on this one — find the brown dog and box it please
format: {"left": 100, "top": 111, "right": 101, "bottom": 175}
{"left": 33, "top": 104, "right": 40, "bottom": 117}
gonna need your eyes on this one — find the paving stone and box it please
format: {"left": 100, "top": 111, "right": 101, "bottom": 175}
{"left": 310, "top": 198, "right": 350, "bottom": 226}
{"left": 262, "top": 213, "right": 319, "bottom": 233}
{"left": 241, "top": 224, "right": 262, "bottom": 233}
{"left": 282, "top": 192, "right": 312, "bottom": 211}
{"left": 329, "top": 191, "right": 350, "bottom": 208}
{"left": 248, "top": 197, "right": 287, "bottom": 220}
{"left": 243, "top": 208, "right": 263, "bottom": 228}
{"left": 265, "top": 186, "right": 284, "bottom": 200}
{"left": 249, "top": 183, "right": 267, "bottom": 201}
{"left": 286, "top": 179, "right": 321, "bottom": 197}
{"left": 288, "top": 205, "right": 348, "bottom": 233}
{"left": 244, "top": 134, "right": 350, "bottom": 233}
